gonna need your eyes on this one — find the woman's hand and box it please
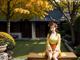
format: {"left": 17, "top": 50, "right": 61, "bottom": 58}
{"left": 46, "top": 46, "right": 52, "bottom": 53}
{"left": 48, "top": 47, "right": 52, "bottom": 52}
{"left": 54, "top": 47, "right": 59, "bottom": 52}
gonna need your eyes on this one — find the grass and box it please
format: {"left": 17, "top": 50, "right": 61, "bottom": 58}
{"left": 12, "top": 40, "right": 69, "bottom": 60}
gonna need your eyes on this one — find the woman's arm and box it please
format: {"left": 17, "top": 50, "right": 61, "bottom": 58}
{"left": 55, "top": 33, "right": 61, "bottom": 51}
{"left": 46, "top": 34, "right": 52, "bottom": 51}
{"left": 46, "top": 34, "right": 50, "bottom": 47}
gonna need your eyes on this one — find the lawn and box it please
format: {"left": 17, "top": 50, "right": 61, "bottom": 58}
{"left": 12, "top": 40, "right": 69, "bottom": 60}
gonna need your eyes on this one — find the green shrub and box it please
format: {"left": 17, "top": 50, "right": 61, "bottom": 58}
{"left": 74, "top": 45, "right": 80, "bottom": 56}
{"left": 0, "top": 32, "right": 16, "bottom": 50}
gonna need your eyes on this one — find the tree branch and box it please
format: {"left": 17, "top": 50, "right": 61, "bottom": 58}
{"left": 72, "top": 2, "right": 80, "bottom": 24}
{"left": 49, "top": 0, "right": 71, "bottom": 23}
{"left": 66, "top": 0, "right": 71, "bottom": 15}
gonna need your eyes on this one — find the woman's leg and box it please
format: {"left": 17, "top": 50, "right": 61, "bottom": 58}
{"left": 52, "top": 51, "right": 59, "bottom": 60}
{"left": 46, "top": 45, "right": 53, "bottom": 60}
{"left": 47, "top": 51, "right": 52, "bottom": 60}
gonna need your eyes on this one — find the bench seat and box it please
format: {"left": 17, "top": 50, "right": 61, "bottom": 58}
{"left": 27, "top": 52, "right": 77, "bottom": 60}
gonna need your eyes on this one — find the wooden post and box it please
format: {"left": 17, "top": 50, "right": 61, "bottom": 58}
{"left": 32, "top": 22, "right": 36, "bottom": 40}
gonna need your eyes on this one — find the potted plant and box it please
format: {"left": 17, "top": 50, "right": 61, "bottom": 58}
{"left": 0, "top": 39, "right": 7, "bottom": 53}
{"left": 0, "top": 32, "right": 16, "bottom": 60}
{"left": 0, "top": 32, "right": 16, "bottom": 50}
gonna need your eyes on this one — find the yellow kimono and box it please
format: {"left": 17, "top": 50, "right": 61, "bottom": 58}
{"left": 46, "top": 33, "right": 61, "bottom": 55}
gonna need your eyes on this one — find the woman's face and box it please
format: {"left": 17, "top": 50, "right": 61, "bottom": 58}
{"left": 50, "top": 25, "right": 56, "bottom": 32}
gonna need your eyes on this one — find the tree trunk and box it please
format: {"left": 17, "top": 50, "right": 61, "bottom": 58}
{"left": 70, "top": 24, "right": 75, "bottom": 45}
{"left": 7, "top": 20, "right": 10, "bottom": 33}
{"left": 7, "top": 0, "right": 11, "bottom": 34}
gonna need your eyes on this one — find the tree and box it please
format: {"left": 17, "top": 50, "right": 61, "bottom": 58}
{"left": 14, "top": 0, "right": 53, "bottom": 19}
{"left": 0, "top": 0, "right": 27, "bottom": 33}
{"left": 0, "top": 0, "right": 53, "bottom": 33}
{"left": 50, "top": 0, "right": 80, "bottom": 45}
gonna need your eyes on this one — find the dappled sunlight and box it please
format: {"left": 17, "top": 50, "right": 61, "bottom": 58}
{"left": 32, "top": 41, "right": 45, "bottom": 44}
{"left": 32, "top": 42, "right": 38, "bottom": 44}
{"left": 13, "top": 55, "right": 27, "bottom": 60}
{"left": 37, "top": 52, "right": 45, "bottom": 56}
{"left": 38, "top": 42, "right": 46, "bottom": 44}
{"left": 28, "top": 52, "right": 45, "bottom": 57}
{"left": 14, "top": 8, "right": 30, "bottom": 14}
{"left": 13, "top": 40, "right": 69, "bottom": 60}
{"left": 25, "top": 44, "right": 29, "bottom": 46}
{"left": 61, "top": 53, "right": 67, "bottom": 56}
{"left": 13, "top": 40, "right": 46, "bottom": 58}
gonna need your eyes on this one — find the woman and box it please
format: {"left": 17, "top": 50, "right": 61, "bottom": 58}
{"left": 46, "top": 21, "right": 61, "bottom": 60}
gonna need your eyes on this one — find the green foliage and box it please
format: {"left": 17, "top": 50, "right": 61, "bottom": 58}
{"left": 51, "top": 0, "right": 80, "bottom": 45}
{"left": 74, "top": 16, "right": 80, "bottom": 32}
{"left": 75, "top": 47, "right": 80, "bottom": 53}
{"left": 77, "top": 57, "right": 80, "bottom": 60}
{"left": 74, "top": 45, "right": 80, "bottom": 56}
{"left": 0, "top": 39, "right": 7, "bottom": 46}
{"left": 0, "top": 38, "right": 14, "bottom": 50}
{"left": 61, "top": 21, "right": 71, "bottom": 35}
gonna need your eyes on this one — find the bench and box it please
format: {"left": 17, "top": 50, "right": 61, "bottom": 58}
{"left": 27, "top": 52, "right": 77, "bottom": 60}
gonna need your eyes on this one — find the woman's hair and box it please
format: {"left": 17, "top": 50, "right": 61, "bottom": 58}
{"left": 48, "top": 20, "right": 58, "bottom": 35}
{"left": 48, "top": 20, "right": 58, "bottom": 28}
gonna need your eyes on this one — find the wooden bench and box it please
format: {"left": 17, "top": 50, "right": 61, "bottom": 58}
{"left": 27, "top": 52, "right": 77, "bottom": 60}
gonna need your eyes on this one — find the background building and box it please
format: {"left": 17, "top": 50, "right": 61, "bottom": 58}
{"left": 0, "top": 8, "right": 63, "bottom": 40}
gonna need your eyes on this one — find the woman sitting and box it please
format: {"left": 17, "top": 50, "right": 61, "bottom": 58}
{"left": 46, "top": 21, "right": 61, "bottom": 60}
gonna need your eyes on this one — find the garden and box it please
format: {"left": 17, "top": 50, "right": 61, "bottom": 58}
{"left": 0, "top": 32, "right": 70, "bottom": 60}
